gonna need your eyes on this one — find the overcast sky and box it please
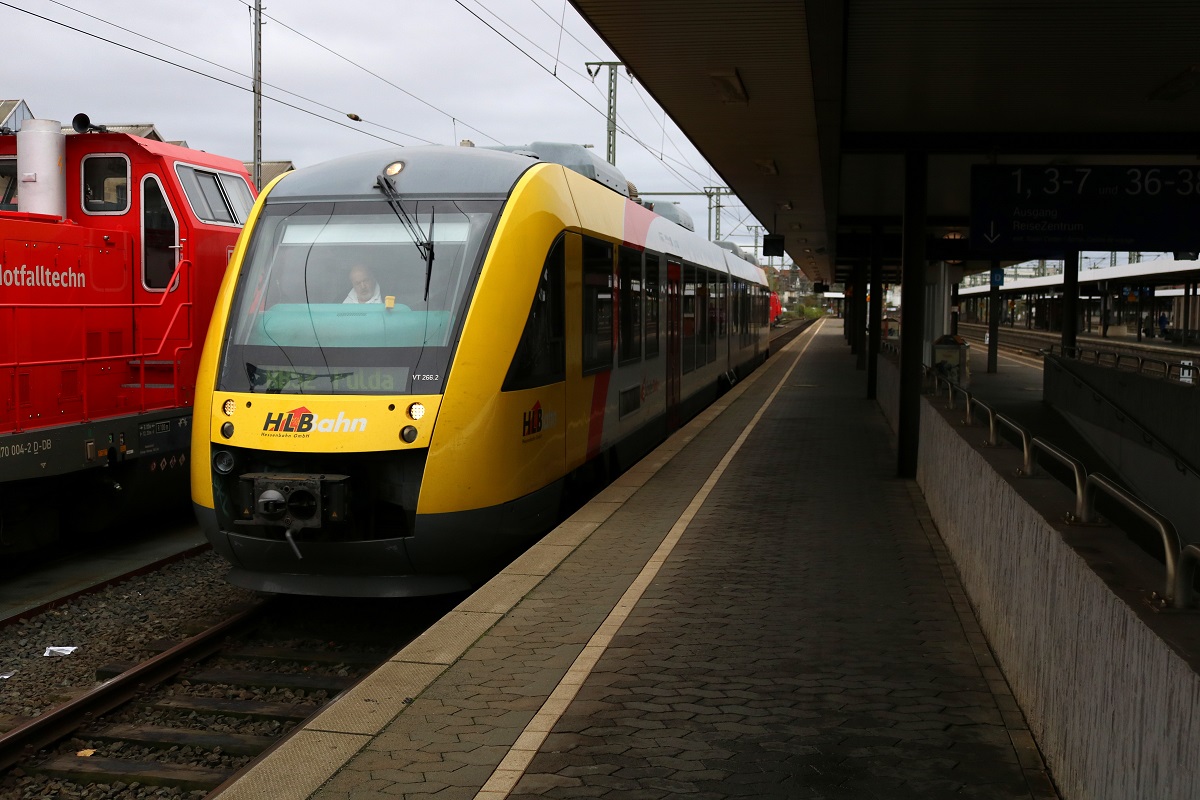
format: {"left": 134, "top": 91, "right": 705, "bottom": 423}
{"left": 4, "top": 0, "right": 768, "bottom": 253}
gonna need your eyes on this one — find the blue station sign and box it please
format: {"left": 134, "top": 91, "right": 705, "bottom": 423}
{"left": 970, "top": 164, "right": 1200, "bottom": 255}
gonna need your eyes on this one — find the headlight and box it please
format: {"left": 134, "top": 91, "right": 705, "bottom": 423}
{"left": 407, "top": 402, "right": 425, "bottom": 421}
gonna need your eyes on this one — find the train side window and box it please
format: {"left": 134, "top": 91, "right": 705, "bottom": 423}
{"left": 682, "top": 264, "right": 696, "bottom": 374}
{"left": 81, "top": 154, "right": 130, "bottom": 215}
{"left": 618, "top": 245, "right": 642, "bottom": 365}
{"left": 716, "top": 273, "right": 728, "bottom": 342}
{"left": 0, "top": 159, "right": 16, "bottom": 209}
{"left": 503, "top": 235, "right": 566, "bottom": 391}
{"left": 582, "top": 236, "right": 614, "bottom": 375}
{"left": 142, "top": 175, "right": 179, "bottom": 291}
{"left": 645, "top": 253, "right": 660, "bottom": 359}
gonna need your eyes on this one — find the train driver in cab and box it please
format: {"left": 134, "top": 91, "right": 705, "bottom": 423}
{"left": 344, "top": 265, "right": 382, "bottom": 304}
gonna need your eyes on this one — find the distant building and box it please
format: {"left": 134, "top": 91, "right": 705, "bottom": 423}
{"left": 6, "top": 100, "right": 295, "bottom": 187}
{"left": 244, "top": 161, "right": 296, "bottom": 189}
{"left": 63, "top": 122, "right": 175, "bottom": 144}
{"left": 2, "top": 99, "right": 179, "bottom": 142}
{"left": 244, "top": 161, "right": 296, "bottom": 190}
{"left": 0, "top": 99, "right": 34, "bottom": 132}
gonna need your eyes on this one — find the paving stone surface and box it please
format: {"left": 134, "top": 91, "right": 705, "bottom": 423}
{"left": 312, "top": 323, "right": 1058, "bottom": 800}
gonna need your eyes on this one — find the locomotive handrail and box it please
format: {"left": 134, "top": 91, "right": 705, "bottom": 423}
{"left": 1, "top": 259, "right": 193, "bottom": 430}
{"left": 1082, "top": 473, "right": 1183, "bottom": 607}
{"left": 0, "top": 258, "right": 192, "bottom": 366}
{"left": 133, "top": 304, "right": 191, "bottom": 409}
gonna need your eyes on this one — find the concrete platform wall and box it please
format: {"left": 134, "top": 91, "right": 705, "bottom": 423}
{"left": 876, "top": 355, "right": 1200, "bottom": 799}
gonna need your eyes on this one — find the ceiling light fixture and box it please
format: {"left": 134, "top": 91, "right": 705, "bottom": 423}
{"left": 710, "top": 69, "right": 749, "bottom": 103}
{"left": 755, "top": 158, "right": 779, "bottom": 176}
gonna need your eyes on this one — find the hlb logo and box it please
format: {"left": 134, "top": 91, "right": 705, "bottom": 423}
{"left": 262, "top": 406, "right": 367, "bottom": 436}
{"left": 264, "top": 407, "right": 314, "bottom": 433}
{"left": 522, "top": 401, "right": 543, "bottom": 438}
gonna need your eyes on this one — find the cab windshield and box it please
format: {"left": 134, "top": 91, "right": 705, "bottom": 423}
{"left": 217, "top": 199, "right": 500, "bottom": 395}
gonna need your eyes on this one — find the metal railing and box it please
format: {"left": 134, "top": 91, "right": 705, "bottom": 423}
{"left": 929, "top": 371, "right": 1196, "bottom": 609}
{"left": 1046, "top": 340, "right": 1192, "bottom": 385}
{"left": 1080, "top": 474, "right": 1181, "bottom": 604}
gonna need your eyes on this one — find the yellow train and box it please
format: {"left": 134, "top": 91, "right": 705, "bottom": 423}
{"left": 191, "top": 143, "right": 770, "bottom": 596}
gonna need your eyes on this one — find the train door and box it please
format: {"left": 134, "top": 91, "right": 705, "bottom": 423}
{"left": 133, "top": 173, "right": 185, "bottom": 406}
{"left": 666, "top": 260, "right": 682, "bottom": 431}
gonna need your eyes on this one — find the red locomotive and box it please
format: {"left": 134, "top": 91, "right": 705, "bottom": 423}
{"left": 0, "top": 114, "right": 255, "bottom": 553}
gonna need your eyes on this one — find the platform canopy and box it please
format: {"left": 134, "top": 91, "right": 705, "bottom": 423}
{"left": 569, "top": 1, "right": 1200, "bottom": 285}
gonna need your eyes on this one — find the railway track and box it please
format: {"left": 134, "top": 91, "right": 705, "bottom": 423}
{"left": 0, "top": 593, "right": 455, "bottom": 798}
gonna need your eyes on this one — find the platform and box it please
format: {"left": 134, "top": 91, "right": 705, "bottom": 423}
{"left": 214, "top": 321, "right": 1059, "bottom": 800}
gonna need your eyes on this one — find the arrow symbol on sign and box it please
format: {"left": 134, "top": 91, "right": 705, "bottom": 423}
{"left": 985, "top": 221, "right": 1000, "bottom": 244}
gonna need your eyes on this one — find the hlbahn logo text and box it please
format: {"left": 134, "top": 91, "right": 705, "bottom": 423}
{"left": 522, "top": 402, "right": 543, "bottom": 438}
{"left": 262, "top": 407, "right": 367, "bottom": 435}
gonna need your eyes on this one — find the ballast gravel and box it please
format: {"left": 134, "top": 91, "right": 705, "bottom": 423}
{"left": 0, "top": 552, "right": 256, "bottom": 722}
{"left": 0, "top": 551, "right": 258, "bottom": 800}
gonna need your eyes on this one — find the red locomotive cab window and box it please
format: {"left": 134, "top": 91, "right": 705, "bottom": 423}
{"left": 141, "top": 175, "right": 180, "bottom": 291}
{"left": 81, "top": 154, "right": 130, "bottom": 215}
{"left": 175, "top": 162, "right": 255, "bottom": 226}
{"left": 0, "top": 158, "right": 15, "bottom": 209}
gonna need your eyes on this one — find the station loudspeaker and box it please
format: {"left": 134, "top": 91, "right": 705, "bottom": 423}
{"left": 1173, "top": 251, "right": 1199, "bottom": 261}
{"left": 762, "top": 234, "right": 785, "bottom": 257}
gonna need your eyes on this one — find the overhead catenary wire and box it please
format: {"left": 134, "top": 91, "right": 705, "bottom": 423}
{"left": 528, "top": 0, "right": 604, "bottom": 62}
{"left": 450, "top": 0, "right": 714, "bottom": 198}
{"left": 10, "top": 0, "right": 759, "bottom": 236}
{"left": 484, "top": 0, "right": 757, "bottom": 236}
{"left": 0, "top": 0, "right": 425, "bottom": 146}
{"left": 228, "top": 0, "right": 505, "bottom": 145}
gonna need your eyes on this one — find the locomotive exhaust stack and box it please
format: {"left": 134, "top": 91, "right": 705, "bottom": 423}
{"left": 15, "top": 118, "right": 66, "bottom": 219}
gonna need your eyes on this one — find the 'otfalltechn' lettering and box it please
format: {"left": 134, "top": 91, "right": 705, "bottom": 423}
{"left": 0, "top": 264, "right": 87, "bottom": 289}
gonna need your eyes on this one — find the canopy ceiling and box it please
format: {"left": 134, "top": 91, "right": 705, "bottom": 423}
{"left": 570, "top": 1, "right": 1200, "bottom": 283}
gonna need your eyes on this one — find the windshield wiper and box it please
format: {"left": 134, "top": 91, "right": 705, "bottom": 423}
{"left": 424, "top": 208, "right": 434, "bottom": 301}
{"left": 376, "top": 172, "right": 434, "bottom": 297}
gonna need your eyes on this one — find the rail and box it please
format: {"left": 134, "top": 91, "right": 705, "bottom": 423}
{"left": 0, "top": 600, "right": 267, "bottom": 772}
{"left": 928, "top": 371, "right": 1194, "bottom": 609}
